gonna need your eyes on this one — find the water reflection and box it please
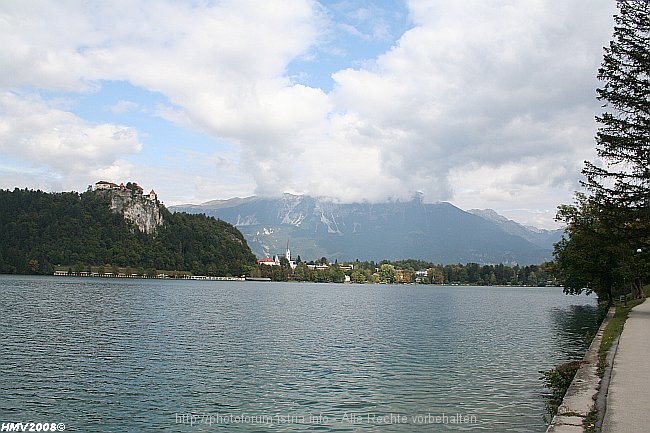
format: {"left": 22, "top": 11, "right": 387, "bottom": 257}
{"left": 0, "top": 277, "right": 599, "bottom": 432}
{"left": 550, "top": 303, "right": 603, "bottom": 359}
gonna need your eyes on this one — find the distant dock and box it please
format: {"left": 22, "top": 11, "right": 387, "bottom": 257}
{"left": 53, "top": 270, "right": 245, "bottom": 281}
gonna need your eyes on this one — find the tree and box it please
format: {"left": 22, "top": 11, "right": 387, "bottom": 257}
{"left": 351, "top": 271, "right": 366, "bottom": 283}
{"left": 291, "top": 262, "right": 310, "bottom": 281}
{"left": 28, "top": 258, "right": 39, "bottom": 274}
{"left": 583, "top": 0, "right": 650, "bottom": 248}
{"left": 379, "top": 263, "right": 396, "bottom": 284}
{"left": 554, "top": 194, "right": 624, "bottom": 303}
{"left": 556, "top": 1, "right": 650, "bottom": 302}
{"left": 431, "top": 267, "right": 445, "bottom": 284}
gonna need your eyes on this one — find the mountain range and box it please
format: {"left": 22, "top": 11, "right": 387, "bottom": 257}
{"left": 170, "top": 194, "right": 563, "bottom": 265}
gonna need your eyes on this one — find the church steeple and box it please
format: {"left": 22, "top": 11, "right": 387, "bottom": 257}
{"left": 285, "top": 239, "right": 291, "bottom": 262}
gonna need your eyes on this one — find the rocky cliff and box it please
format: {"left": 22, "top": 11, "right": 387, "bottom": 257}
{"left": 98, "top": 189, "right": 163, "bottom": 235}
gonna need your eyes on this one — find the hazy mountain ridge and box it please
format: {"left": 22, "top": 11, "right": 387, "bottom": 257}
{"left": 467, "top": 208, "right": 564, "bottom": 249}
{"left": 170, "top": 194, "right": 557, "bottom": 265}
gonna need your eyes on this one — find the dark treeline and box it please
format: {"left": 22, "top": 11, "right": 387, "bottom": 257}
{"left": 252, "top": 260, "right": 347, "bottom": 283}
{"left": 357, "top": 259, "right": 555, "bottom": 285}
{"left": 252, "top": 256, "right": 555, "bottom": 286}
{"left": 0, "top": 188, "right": 256, "bottom": 276}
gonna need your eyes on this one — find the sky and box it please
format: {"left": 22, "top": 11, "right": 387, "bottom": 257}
{"left": 0, "top": 0, "right": 618, "bottom": 229}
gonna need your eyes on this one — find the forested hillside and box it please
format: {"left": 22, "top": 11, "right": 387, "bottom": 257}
{"left": 0, "top": 188, "right": 256, "bottom": 275}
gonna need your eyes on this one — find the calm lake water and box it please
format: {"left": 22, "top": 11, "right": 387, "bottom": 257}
{"left": 0, "top": 276, "right": 600, "bottom": 432}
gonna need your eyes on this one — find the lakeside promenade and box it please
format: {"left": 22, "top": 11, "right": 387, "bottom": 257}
{"left": 602, "top": 298, "right": 650, "bottom": 433}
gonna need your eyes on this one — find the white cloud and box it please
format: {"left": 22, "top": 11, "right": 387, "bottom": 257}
{"left": 331, "top": 1, "right": 397, "bottom": 42}
{"left": 0, "top": 0, "right": 325, "bottom": 189}
{"left": 0, "top": 0, "right": 618, "bottom": 228}
{"left": 317, "top": 0, "right": 615, "bottom": 220}
{"left": 0, "top": 92, "right": 142, "bottom": 173}
{"left": 110, "top": 100, "right": 138, "bottom": 114}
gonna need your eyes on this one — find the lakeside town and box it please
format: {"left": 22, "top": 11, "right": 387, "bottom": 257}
{"left": 52, "top": 240, "right": 555, "bottom": 286}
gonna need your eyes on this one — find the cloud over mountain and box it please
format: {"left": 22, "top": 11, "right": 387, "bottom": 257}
{"left": 0, "top": 0, "right": 616, "bottom": 228}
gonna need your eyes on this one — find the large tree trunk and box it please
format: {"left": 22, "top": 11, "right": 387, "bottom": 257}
{"left": 606, "top": 283, "right": 613, "bottom": 308}
{"left": 632, "top": 277, "right": 644, "bottom": 299}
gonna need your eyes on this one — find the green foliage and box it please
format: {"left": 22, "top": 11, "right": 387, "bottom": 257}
{"left": 556, "top": 1, "right": 650, "bottom": 302}
{"left": 379, "top": 263, "right": 396, "bottom": 284}
{"left": 584, "top": 0, "right": 650, "bottom": 226}
{"left": 554, "top": 193, "right": 623, "bottom": 302}
{"left": 0, "top": 188, "right": 256, "bottom": 275}
{"left": 583, "top": 409, "right": 598, "bottom": 432}
{"left": 261, "top": 256, "right": 555, "bottom": 285}
{"left": 256, "top": 261, "right": 346, "bottom": 283}
{"left": 428, "top": 262, "right": 551, "bottom": 286}
{"left": 156, "top": 211, "right": 256, "bottom": 275}
{"left": 540, "top": 360, "right": 583, "bottom": 418}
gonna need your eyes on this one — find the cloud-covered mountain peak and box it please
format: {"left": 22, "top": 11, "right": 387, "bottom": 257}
{"left": 171, "top": 195, "right": 558, "bottom": 265}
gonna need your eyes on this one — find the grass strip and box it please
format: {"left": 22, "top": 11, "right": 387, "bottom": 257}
{"left": 597, "top": 285, "right": 650, "bottom": 377}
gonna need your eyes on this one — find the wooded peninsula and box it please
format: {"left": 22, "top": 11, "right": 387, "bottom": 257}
{"left": 0, "top": 187, "right": 256, "bottom": 276}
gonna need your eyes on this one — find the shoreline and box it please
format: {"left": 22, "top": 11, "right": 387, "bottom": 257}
{"left": 47, "top": 271, "right": 562, "bottom": 286}
{"left": 52, "top": 271, "right": 245, "bottom": 281}
{"left": 546, "top": 307, "right": 614, "bottom": 432}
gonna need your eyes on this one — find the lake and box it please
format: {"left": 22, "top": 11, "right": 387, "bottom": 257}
{"left": 0, "top": 276, "right": 600, "bottom": 432}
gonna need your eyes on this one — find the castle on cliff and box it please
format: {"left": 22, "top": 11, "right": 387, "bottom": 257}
{"left": 95, "top": 180, "right": 157, "bottom": 202}
{"left": 94, "top": 181, "right": 162, "bottom": 234}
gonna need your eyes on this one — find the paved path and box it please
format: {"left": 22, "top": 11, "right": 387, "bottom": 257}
{"left": 602, "top": 299, "right": 650, "bottom": 433}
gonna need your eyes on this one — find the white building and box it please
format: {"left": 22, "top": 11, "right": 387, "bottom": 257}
{"left": 258, "top": 240, "right": 297, "bottom": 269}
{"left": 95, "top": 181, "right": 119, "bottom": 190}
{"left": 284, "top": 240, "right": 297, "bottom": 269}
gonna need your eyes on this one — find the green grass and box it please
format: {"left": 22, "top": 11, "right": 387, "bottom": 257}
{"left": 583, "top": 409, "right": 598, "bottom": 432}
{"left": 597, "top": 285, "right": 650, "bottom": 377}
